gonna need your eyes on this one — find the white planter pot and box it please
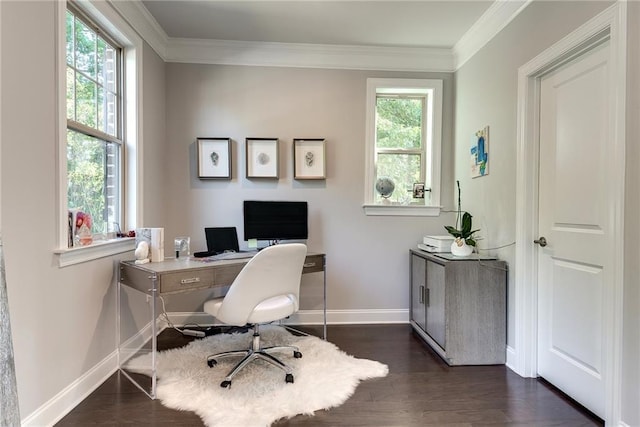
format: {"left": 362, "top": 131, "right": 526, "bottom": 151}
{"left": 450, "top": 238, "right": 473, "bottom": 257}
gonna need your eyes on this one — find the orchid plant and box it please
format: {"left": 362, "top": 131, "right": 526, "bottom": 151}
{"left": 444, "top": 180, "right": 479, "bottom": 247}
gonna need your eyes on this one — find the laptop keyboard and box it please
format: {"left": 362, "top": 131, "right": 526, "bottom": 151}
{"left": 209, "top": 251, "right": 257, "bottom": 260}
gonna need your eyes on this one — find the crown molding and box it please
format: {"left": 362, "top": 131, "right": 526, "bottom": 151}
{"left": 165, "top": 38, "right": 454, "bottom": 72}
{"left": 111, "top": 0, "right": 530, "bottom": 72}
{"left": 108, "top": 0, "right": 168, "bottom": 58}
{"left": 453, "top": 0, "right": 532, "bottom": 70}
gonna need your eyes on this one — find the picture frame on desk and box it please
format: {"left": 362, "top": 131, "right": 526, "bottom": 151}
{"left": 197, "top": 137, "right": 232, "bottom": 179}
{"left": 294, "top": 138, "right": 326, "bottom": 180}
{"left": 246, "top": 138, "right": 279, "bottom": 179}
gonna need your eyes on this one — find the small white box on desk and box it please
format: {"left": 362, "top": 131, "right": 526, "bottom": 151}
{"left": 419, "top": 235, "right": 455, "bottom": 253}
{"left": 136, "top": 227, "right": 165, "bottom": 262}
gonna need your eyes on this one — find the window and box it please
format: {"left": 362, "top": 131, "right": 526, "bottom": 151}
{"left": 66, "top": 4, "right": 122, "bottom": 243}
{"left": 56, "top": 0, "right": 141, "bottom": 266}
{"left": 364, "top": 79, "right": 443, "bottom": 216}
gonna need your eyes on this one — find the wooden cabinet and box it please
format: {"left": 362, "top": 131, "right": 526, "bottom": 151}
{"left": 410, "top": 250, "right": 507, "bottom": 365}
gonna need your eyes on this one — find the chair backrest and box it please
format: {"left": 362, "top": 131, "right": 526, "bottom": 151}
{"left": 205, "top": 227, "right": 240, "bottom": 254}
{"left": 215, "top": 243, "right": 307, "bottom": 326}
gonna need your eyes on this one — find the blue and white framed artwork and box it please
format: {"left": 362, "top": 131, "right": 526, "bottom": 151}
{"left": 471, "top": 126, "right": 489, "bottom": 178}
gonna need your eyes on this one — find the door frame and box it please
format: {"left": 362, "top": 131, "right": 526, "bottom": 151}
{"left": 514, "top": 2, "right": 626, "bottom": 423}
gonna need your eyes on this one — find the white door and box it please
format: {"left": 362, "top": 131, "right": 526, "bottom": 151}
{"left": 537, "top": 40, "right": 611, "bottom": 418}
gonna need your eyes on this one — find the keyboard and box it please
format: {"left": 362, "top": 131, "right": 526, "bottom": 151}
{"left": 209, "top": 251, "right": 257, "bottom": 261}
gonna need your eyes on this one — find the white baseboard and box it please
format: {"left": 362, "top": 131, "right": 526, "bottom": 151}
{"left": 22, "top": 320, "right": 162, "bottom": 427}
{"left": 505, "top": 345, "right": 518, "bottom": 374}
{"left": 167, "top": 309, "right": 410, "bottom": 327}
{"left": 322, "top": 309, "right": 409, "bottom": 324}
{"left": 21, "top": 350, "right": 118, "bottom": 427}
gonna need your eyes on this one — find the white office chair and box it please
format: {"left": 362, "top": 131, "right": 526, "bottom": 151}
{"left": 203, "top": 243, "right": 307, "bottom": 388}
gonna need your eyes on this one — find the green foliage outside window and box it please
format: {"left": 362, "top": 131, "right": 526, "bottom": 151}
{"left": 66, "top": 8, "right": 120, "bottom": 237}
{"left": 376, "top": 97, "right": 422, "bottom": 149}
{"left": 375, "top": 96, "right": 425, "bottom": 204}
{"left": 67, "top": 130, "right": 107, "bottom": 232}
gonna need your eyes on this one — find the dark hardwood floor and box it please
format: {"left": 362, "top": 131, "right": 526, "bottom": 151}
{"left": 56, "top": 324, "right": 603, "bottom": 426}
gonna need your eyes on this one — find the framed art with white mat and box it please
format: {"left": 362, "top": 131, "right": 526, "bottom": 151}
{"left": 197, "top": 137, "right": 231, "bottom": 179}
{"left": 246, "top": 138, "right": 279, "bottom": 179}
{"left": 294, "top": 138, "right": 326, "bottom": 180}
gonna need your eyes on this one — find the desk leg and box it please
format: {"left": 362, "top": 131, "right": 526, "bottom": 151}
{"left": 116, "top": 269, "right": 121, "bottom": 369}
{"left": 150, "top": 277, "right": 158, "bottom": 399}
{"left": 323, "top": 263, "right": 327, "bottom": 340}
{"left": 282, "top": 263, "right": 327, "bottom": 340}
{"left": 118, "top": 273, "right": 159, "bottom": 400}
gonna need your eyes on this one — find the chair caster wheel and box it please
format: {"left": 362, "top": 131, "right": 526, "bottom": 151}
{"left": 220, "top": 380, "right": 232, "bottom": 388}
{"left": 285, "top": 374, "right": 294, "bottom": 383}
{"left": 293, "top": 351, "right": 302, "bottom": 358}
{"left": 207, "top": 359, "right": 217, "bottom": 368}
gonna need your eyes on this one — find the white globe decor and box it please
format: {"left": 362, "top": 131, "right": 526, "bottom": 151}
{"left": 375, "top": 177, "right": 395, "bottom": 204}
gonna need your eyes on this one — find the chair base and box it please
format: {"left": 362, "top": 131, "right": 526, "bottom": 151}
{"left": 206, "top": 324, "right": 302, "bottom": 388}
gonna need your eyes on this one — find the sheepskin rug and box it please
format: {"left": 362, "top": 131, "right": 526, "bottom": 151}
{"left": 126, "top": 326, "right": 388, "bottom": 426}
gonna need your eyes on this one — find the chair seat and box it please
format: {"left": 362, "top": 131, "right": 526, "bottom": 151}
{"left": 204, "top": 294, "right": 297, "bottom": 326}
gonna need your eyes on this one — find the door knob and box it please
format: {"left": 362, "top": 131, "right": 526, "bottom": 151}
{"left": 534, "top": 236, "right": 548, "bottom": 247}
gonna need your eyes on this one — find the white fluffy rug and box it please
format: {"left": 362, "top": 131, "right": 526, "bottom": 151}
{"left": 126, "top": 326, "right": 388, "bottom": 426}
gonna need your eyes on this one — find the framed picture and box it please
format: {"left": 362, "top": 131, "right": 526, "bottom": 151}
{"left": 471, "top": 126, "right": 489, "bottom": 178}
{"left": 294, "top": 138, "right": 326, "bottom": 180}
{"left": 412, "top": 182, "right": 425, "bottom": 199}
{"left": 246, "top": 138, "right": 279, "bottom": 178}
{"left": 197, "top": 137, "right": 231, "bottom": 179}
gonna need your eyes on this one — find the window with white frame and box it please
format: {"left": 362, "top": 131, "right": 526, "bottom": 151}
{"left": 364, "top": 78, "right": 443, "bottom": 216}
{"left": 66, "top": 4, "right": 122, "bottom": 244}
{"left": 57, "top": 0, "right": 140, "bottom": 266}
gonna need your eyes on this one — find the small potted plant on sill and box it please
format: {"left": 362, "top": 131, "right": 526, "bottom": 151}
{"left": 444, "top": 180, "right": 479, "bottom": 257}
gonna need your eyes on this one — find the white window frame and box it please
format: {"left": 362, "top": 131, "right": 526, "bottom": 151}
{"left": 54, "top": 0, "right": 142, "bottom": 267}
{"left": 363, "top": 78, "right": 443, "bottom": 216}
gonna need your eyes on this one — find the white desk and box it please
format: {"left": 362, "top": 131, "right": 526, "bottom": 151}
{"left": 117, "top": 253, "right": 326, "bottom": 399}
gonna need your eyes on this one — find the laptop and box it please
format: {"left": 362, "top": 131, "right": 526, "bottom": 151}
{"left": 193, "top": 227, "right": 240, "bottom": 257}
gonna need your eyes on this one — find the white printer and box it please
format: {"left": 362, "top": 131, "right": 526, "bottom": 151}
{"left": 417, "top": 235, "right": 455, "bottom": 253}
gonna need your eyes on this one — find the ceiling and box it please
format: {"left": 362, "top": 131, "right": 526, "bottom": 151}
{"left": 140, "top": 1, "right": 496, "bottom": 49}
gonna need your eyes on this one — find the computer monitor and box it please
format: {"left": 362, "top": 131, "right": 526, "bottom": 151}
{"left": 243, "top": 200, "right": 308, "bottom": 242}
{"left": 204, "top": 227, "right": 240, "bottom": 254}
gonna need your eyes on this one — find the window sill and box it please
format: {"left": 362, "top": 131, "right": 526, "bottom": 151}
{"left": 363, "top": 204, "right": 441, "bottom": 216}
{"left": 54, "top": 237, "right": 135, "bottom": 267}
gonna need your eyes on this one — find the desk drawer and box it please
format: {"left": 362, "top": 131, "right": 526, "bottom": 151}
{"left": 303, "top": 254, "right": 324, "bottom": 274}
{"left": 214, "top": 263, "right": 245, "bottom": 286}
{"left": 160, "top": 269, "right": 215, "bottom": 294}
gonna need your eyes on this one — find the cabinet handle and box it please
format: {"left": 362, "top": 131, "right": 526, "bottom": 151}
{"left": 425, "top": 287, "right": 430, "bottom": 307}
{"left": 180, "top": 277, "right": 201, "bottom": 285}
{"left": 419, "top": 285, "right": 425, "bottom": 304}
{"left": 303, "top": 262, "right": 316, "bottom": 268}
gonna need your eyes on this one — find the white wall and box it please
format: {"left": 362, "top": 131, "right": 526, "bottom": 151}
{"left": 623, "top": 2, "right": 640, "bottom": 425}
{"left": 161, "top": 64, "right": 457, "bottom": 316}
{"left": 0, "top": 1, "right": 166, "bottom": 421}
{"left": 141, "top": 38, "right": 167, "bottom": 227}
{"left": 455, "top": 0, "right": 639, "bottom": 424}
{"left": 453, "top": 0, "right": 612, "bottom": 349}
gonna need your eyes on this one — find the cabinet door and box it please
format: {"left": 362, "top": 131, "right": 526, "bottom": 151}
{"left": 426, "top": 260, "right": 446, "bottom": 349}
{"left": 410, "top": 255, "right": 426, "bottom": 331}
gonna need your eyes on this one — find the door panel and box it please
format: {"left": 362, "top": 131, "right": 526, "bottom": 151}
{"left": 537, "top": 40, "right": 610, "bottom": 418}
{"left": 426, "top": 260, "right": 445, "bottom": 349}
{"left": 411, "top": 255, "right": 426, "bottom": 331}
{"left": 550, "top": 260, "right": 603, "bottom": 374}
